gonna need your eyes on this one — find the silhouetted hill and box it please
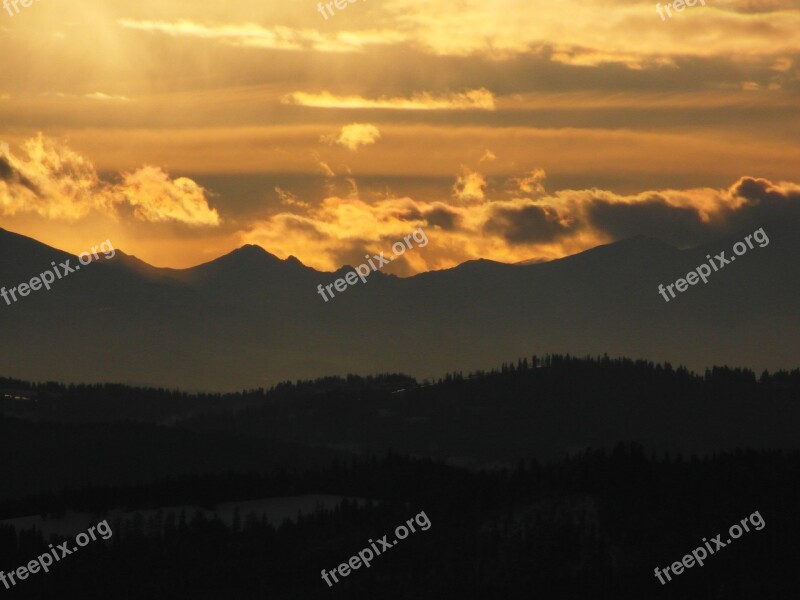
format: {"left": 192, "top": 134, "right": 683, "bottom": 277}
{"left": 3, "top": 356, "right": 800, "bottom": 465}
{"left": 0, "top": 218, "right": 797, "bottom": 390}
{"left": 1, "top": 449, "right": 798, "bottom": 599}
{"left": 179, "top": 354, "right": 800, "bottom": 464}
{"left": 0, "top": 358, "right": 798, "bottom": 597}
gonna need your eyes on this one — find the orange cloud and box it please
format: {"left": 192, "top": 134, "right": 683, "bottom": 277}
{"left": 0, "top": 135, "right": 107, "bottom": 220}
{"left": 283, "top": 89, "right": 496, "bottom": 111}
{"left": 509, "top": 168, "right": 547, "bottom": 195}
{"left": 83, "top": 92, "right": 132, "bottom": 102}
{"left": 118, "top": 166, "right": 220, "bottom": 226}
{"left": 453, "top": 167, "right": 487, "bottom": 202}
{"left": 0, "top": 134, "right": 219, "bottom": 226}
{"left": 117, "top": 19, "right": 406, "bottom": 53}
{"left": 4, "top": 136, "right": 798, "bottom": 274}
{"left": 240, "top": 169, "right": 800, "bottom": 274}
{"left": 323, "top": 123, "right": 382, "bottom": 151}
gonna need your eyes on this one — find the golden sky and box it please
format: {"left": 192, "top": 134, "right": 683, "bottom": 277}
{"left": 1, "top": 0, "right": 799, "bottom": 271}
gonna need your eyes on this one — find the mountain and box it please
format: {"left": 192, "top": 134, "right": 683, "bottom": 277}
{"left": 0, "top": 219, "right": 797, "bottom": 391}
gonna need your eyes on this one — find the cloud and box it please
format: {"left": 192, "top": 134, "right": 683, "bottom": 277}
{"left": 117, "top": 19, "right": 406, "bottom": 53}
{"left": 116, "top": 2, "right": 800, "bottom": 72}
{"left": 383, "top": 0, "right": 800, "bottom": 67}
{"left": 484, "top": 201, "right": 576, "bottom": 245}
{"left": 423, "top": 204, "right": 461, "bottom": 230}
{"left": 724, "top": 176, "right": 800, "bottom": 227}
{"left": 308, "top": 30, "right": 409, "bottom": 53}
{"left": 0, "top": 134, "right": 219, "bottom": 226}
{"left": 509, "top": 168, "right": 547, "bottom": 195}
{"left": 283, "top": 89, "right": 495, "bottom": 111}
{"left": 324, "top": 123, "right": 381, "bottom": 151}
{"left": 117, "top": 166, "right": 220, "bottom": 226}
{"left": 453, "top": 167, "right": 487, "bottom": 202}
{"left": 570, "top": 177, "right": 800, "bottom": 247}
{"left": 586, "top": 196, "right": 710, "bottom": 247}
{"left": 718, "top": 0, "right": 800, "bottom": 13}
{"left": 118, "top": 19, "right": 313, "bottom": 51}
{"left": 239, "top": 168, "right": 800, "bottom": 274}
{"left": 317, "top": 160, "right": 336, "bottom": 178}
{"left": 275, "top": 186, "right": 310, "bottom": 209}
{"left": 0, "top": 135, "right": 108, "bottom": 220}
{"left": 84, "top": 92, "right": 131, "bottom": 102}
{"left": 53, "top": 92, "right": 133, "bottom": 102}
{"left": 547, "top": 46, "right": 677, "bottom": 70}
{"left": 102, "top": 0, "right": 800, "bottom": 103}
{"left": 770, "top": 57, "right": 793, "bottom": 71}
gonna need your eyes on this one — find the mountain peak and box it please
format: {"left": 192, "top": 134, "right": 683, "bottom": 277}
{"left": 230, "top": 244, "right": 276, "bottom": 258}
{"left": 204, "top": 244, "right": 285, "bottom": 268}
{"left": 180, "top": 243, "right": 314, "bottom": 285}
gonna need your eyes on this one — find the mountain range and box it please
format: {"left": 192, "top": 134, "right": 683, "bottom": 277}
{"left": 0, "top": 219, "right": 797, "bottom": 391}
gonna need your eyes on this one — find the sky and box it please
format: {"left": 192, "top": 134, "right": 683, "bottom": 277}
{"left": 1, "top": 0, "right": 799, "bottom": 273}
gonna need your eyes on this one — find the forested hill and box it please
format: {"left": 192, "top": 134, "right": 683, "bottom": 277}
{"left": 181, "top": 354, "right": 800, "bottom": 463}
{"left": 4, "top": 354, "right": 799, "bottom": 465}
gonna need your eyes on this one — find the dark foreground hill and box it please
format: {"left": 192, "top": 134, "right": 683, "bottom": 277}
{"left": 1, "top": 357, "right": 798, "bottom": 598}
{"left": 3, "top": 355, "right": 800, "bottom": 485}
{"left": 1, "top": 449, "right": 797, "bottom": 599}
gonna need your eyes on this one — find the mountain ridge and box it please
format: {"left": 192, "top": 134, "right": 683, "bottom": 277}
{"left": 0, "top": 220, "right": 796, "bottom": 391}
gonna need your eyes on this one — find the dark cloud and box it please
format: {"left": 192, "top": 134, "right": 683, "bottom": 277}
{"left": 724, "top": 176, "right": 800, "bottom": 228}
{"left": 587, "top": 195, "right": 709, "bottom": 247}
{"left": 732, "top": 176, "right": 794, "bottom": 204}
{"left": 392, "top": 207, "right": 423, "bottom": 221}
{"left": 424, "top": 206, "right": 461, "bottom": 230}
{"left": 0, "top": 157, "right": 12, "bottom": 181}
{"left": 484, "top": 204, "right": 574, "bottom": 245}
{"left": 584, "top": 178, "right": 800, "bottom": 249}
{"left": 0, "top": 156, "right": 40, "bottom": 194}
{"left": 726, "top": 0, "right": 800, "bottom": 13}
{"left": 281, "top": 217, "right": 326, "bottom": 239}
